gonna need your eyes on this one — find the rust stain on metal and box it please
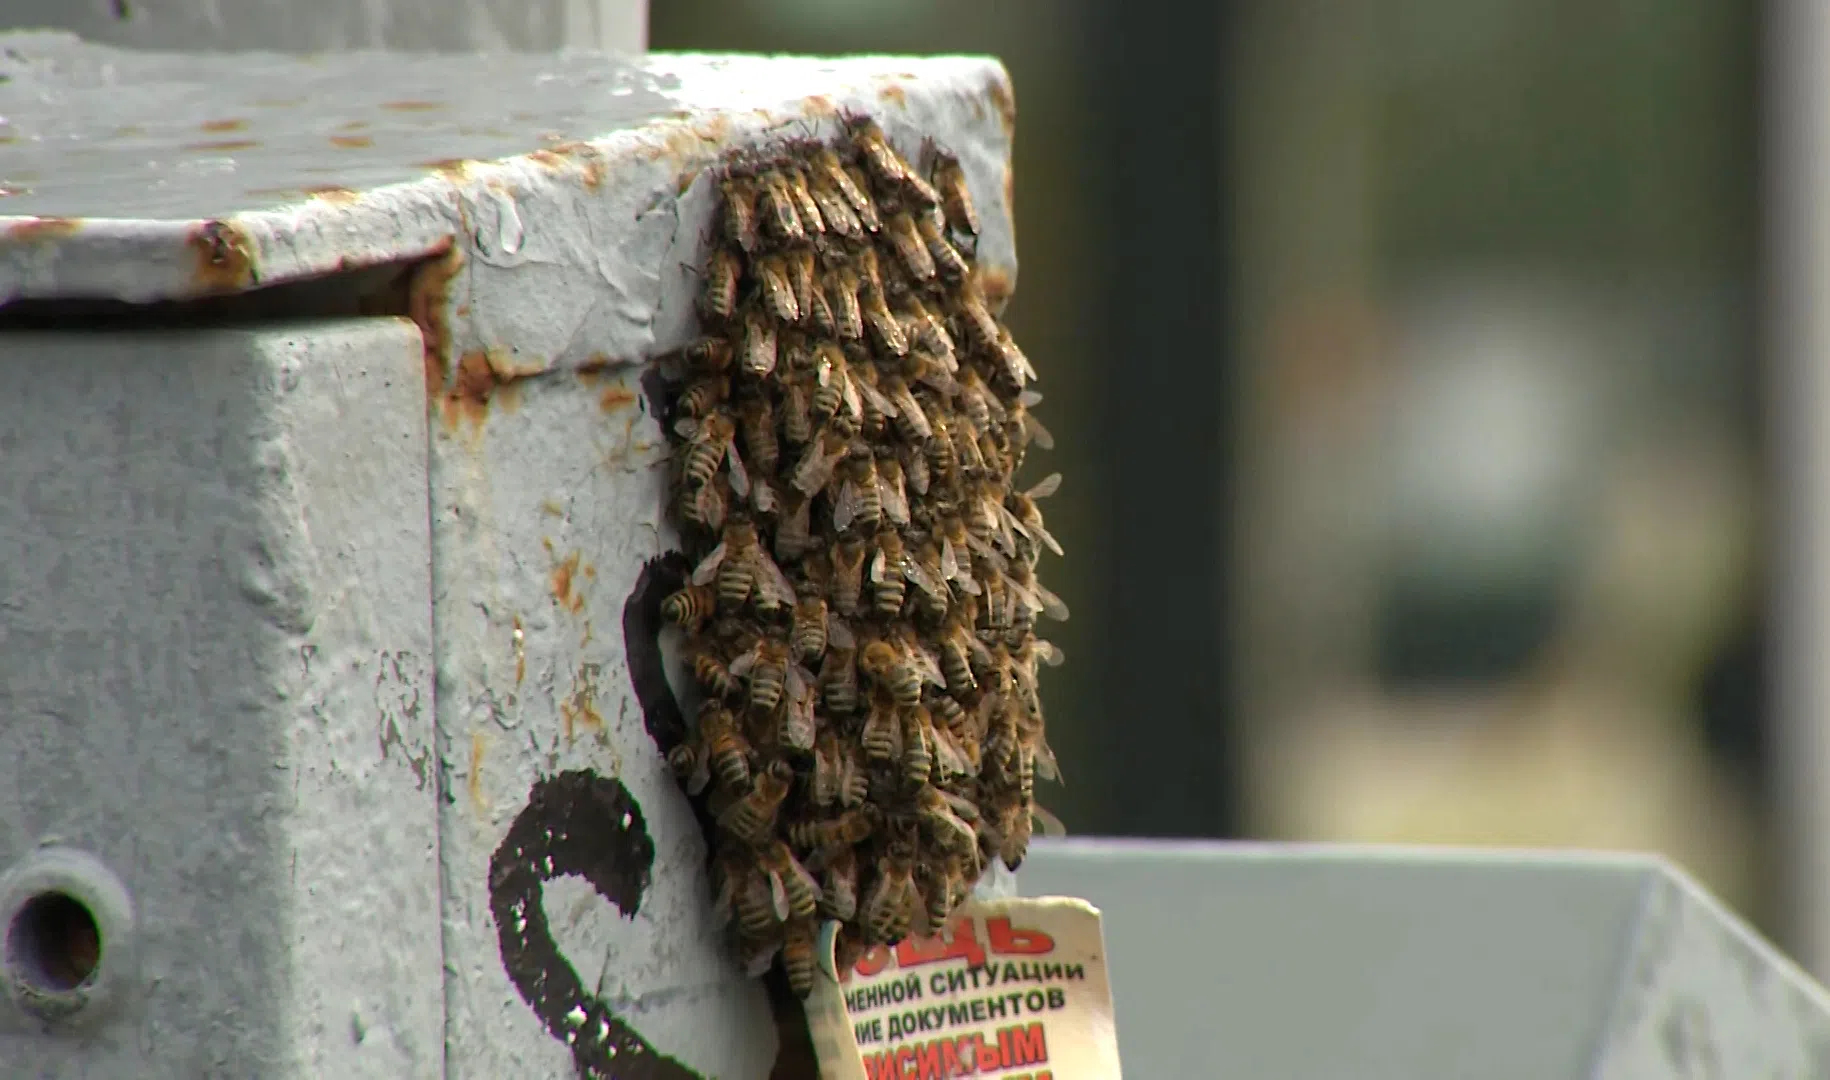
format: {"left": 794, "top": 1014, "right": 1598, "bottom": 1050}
{"left": 468, "top": 730, "right": 489, "bottom": 815}
{"left": 1004, "top": 163, "right": 1017, "bottom": 227}
{"left": 439, "top": 349, "right": 545, "bottom": 433}
{"left": 559, "top": 664, "right": 605, "bottom": 745}
{"left": 512, "top": 615, "right": 526, "bottom": 687}
{"left": 576, "top": 355, "right": 613, "bottom": 382}
{"left": 419, "top": 158, "right": 476, "bottom": 180}
{"left": 188, "top": 219, "right": 258, "bottom": 293}
{"left": 381, "top": 100, "right": 444, "bottom": 112}
{"left": 338, "top": 119, "right": 370, "bottom": 131}
{"left": 0, "top": 184, "right": 30, "bottom": 199}
{"left": 113, "top": 124, "right": 145, "bottom": 137}
{"left": 200, "top": 118, "right": 249, "bottom": 133}
{"left": 184, "top": 139, "right": 261, "bottom": 153}
{"left": 302, "top": 185, "right": 362, "bottom": 204}
{"left": 4, "top": 217, "right": 81, "bottom": 242}
{"left": 540, "top": 500, "right": 566, "bottom": 518}
{"left": 987, "top": 75, "right": 1018, "bottom": 140}
{"left": 599, "top": 385, "right": 637, "bottom": 414}
{"left": 803, "top": 95, "right": 839, "bottom": 118}
{"left": 978, "top": 265, "right": 1015, "bottom": 309}
{"left": 407, "top": 241, "right": 463, "bottom": 396}
{"left": 330, "top": 134, "right": 375, "bottom": 149}
{"left": 547, "top": 543, "right": 588, "bottom": 615}
{"left": 876, "top": 81, "right": 907, "bottom": 106}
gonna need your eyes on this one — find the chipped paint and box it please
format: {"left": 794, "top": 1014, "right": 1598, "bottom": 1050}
{"left": 406, "top": 242, "right": 464, "bottom": 394}
{"left": 188, "top": 219, "right": 257, "bottom": 293}
{"left": 200, "top": 118, "right": 249, "bottom": 133}
{"left": 183, "top": 138, "right": 261, "bottom": 153}
{"left": 599, "top": 385, "right": 638, "bottom": 413}
{"left": 559, "top": 663, "right": 606, "bottom": 744}
{"left": 512, "top": 616, "right": 526, "bottom": 687}
{"left": 546, "top": 544, "right": 589, "bottom": 615}
{"left": 5, "top": 216, "right": 82, "bottom": 242}
{"left": 468, "top": 729, "right": 490, "bottom": 816}
{"left": 329, "top": 134, "right": 375, "bottom": 149}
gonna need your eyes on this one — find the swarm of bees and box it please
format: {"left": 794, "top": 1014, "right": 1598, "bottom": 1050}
{"left": 660, "top": 115, "right": 1067, "bottom": 1000}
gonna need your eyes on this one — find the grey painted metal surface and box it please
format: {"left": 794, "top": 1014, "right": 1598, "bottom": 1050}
{"left": 1019, "top": 838, "right": 1830, "bottom": 1079}
{"left": 0, "top": 0, "right": 646, "bottom": 54}
{"left": 0, "top": 321, "right": 443, "bottom": 1077}
{"left": 0, "top": 33, "right": 1019, "bottom": 1077}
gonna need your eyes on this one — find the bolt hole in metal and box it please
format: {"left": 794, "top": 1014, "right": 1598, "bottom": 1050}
{"left": 6, "top": 891, "right": 102, "bottom": 993}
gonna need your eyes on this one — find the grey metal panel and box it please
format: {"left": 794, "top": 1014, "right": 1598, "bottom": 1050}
{"left": 1018, "top": 839, "right": 1658, "bottom": 1079}
{"left": 0, "top": 0, "right": 646, "bottom": 54}
{"left": 0, "top": 320, "right": 443, "bottom": 1077}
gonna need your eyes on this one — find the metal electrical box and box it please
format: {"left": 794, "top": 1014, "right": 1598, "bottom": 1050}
{"left": 0, "top": 32, "right": 1018, "bottom": 1078}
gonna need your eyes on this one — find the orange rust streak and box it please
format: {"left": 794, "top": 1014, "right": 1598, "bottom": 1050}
{"left": 200, "top": 118, "right": 248, "bottom": 132}
{"left": 550, "top": 550, "right": 587, "bottom": 614}
{"left": 303, "top": 185, "right": 362, "bottom": 204}
{"left": 599, "top": 386, "right": 637, "bottom": 413}
{"left": 381, "top": 100, "right": 444, "bottom": 111}
{"left": 5, "top": 217, "right": 82, "bottom": 242}
{"left": 407, "top": 242, "right": 463, "bottom": 399}
{"left": 442, "top": 350, "right": 498, "bottom": 432}
{"left": 468, "top": 732, "right": 488, "bottom": 813}
{"left": 329, "top": 134, "right": 374, "bottom": 149}
{"left": 576, "top": 355, "right": 612, "bottom": 382}
{"left": 988, "top": 77, "right": 1018, "bottom": 140}
{"left": 184, "top": 139, "right": 261, "bottom": 152}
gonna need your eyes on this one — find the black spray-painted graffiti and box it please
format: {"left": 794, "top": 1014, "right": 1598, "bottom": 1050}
{"left": 487, "top": 553, "right": 706, "bottom": 1079}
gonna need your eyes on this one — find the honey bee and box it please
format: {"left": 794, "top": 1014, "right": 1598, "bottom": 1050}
{"left": 716, "top": 853, "right": 779, "bottom": 941}
{"left": 862, "top": 288, "right": 909, "bottom": 357}
{"left": 678, "top": 473, "right": 729, "bottom": 532}
{"left": 953, "top": 279, "right": 1002, "bottom": 352}
{"left": 741, "top": 309, "right": 778, "bottom": 377}
{"left": 859, "top": 638, "right": 935, "bottom": 708}
{"left": 916, "top": 211, "right": 968, "bottom": 280}
{"left": 1009, "top": 472, "right": 1064, "bottom": 558}
{"left": 735, "top": 391, "right": 779, "bottom": 479}
{"left": 805, "top": 163, "right": 863, "bottom": 238}
{"left": 774, "top": 492, "right": 814, "bottom": 562}
{"left": 718, "top": 758, "right": 794, "bottom": 843}
{"left": 790, "top": 595, "right": 829, "bottom": 663}
{"left": 720, "top": 174, "right": 760, "bottom": 253}
{"left": 860, "top": 689, "right": 899, "bottom": 764}
{"left": 686, "top": 335, "right": 735, "bottom": 374}
{"left": 666, "top": 741, "right": 711, "bottom": 796}
{"left": 849, "top": 364, "right": 897, "bottom": 440}
{"left": 844, "top": 164, "right": 882, "bottom": 231}
{"left": 855, "top": 246, "right": 886, "bottom": 302}
{"left": 819, "top": 848, "right": 861, "bottom": 921}
{"left": 906, "top": 541, "right": 950, "bottom": 619}
{"left": 833, "top": 452, "right": 884, "bottom": 534}
{"left": 690, "top": 643, "right": 741, "bottom": 700}
{"left": 773, "top": 662, "right": 819, "bottom": 751}
{"left": 676, "top": 375, "right": 730, "bottom": 421}
{"left": 803, "top": 273, "right": 834, "bottom": 338}
{"left": 879, "top": 373, "right": 933, "bottom": 442}
{"left": 900, "top": 703, "right": 934, "bottom": 786}
{"left": 662, "top": 584, "right": 719, "bottom": 631}
{"left": 924, "top": 411, "right": 959, "bottom": 486}
{"left": 955, "top": 369, "right": 1003, "bottom": 431}
{"left": 729, "top": 636, "right": 791, "bottom": 714}
{"left": 883, "top": 211, "right": 937, "bottom": 281}
{"left": 863, "top": 840, "right": 917, "bottom": 944}
{"left": 820, "top": 638, "right": 860, "bottom": 715}
{"left": 824, "top": 268, "right": 865, "bottom": 340}
{"left": 930, "top": 695, "right": 981, "bottom": 773}
{"left": 755, "top": 254, "right": 800, "bottom": 323}
{"left": 701, "top": 246, "right": 742, "bottom": 321}
{"left": 935, "top": 617, "right": 986, "bottom": 698}
{"left": 876, "top": 452, "right": 912, "bottom": 526}
{"left": 900, "top": 442, "right": 932, "bottom": 496}
{"left": 791, "top": 427, "right": 852, "bottom": 500}
{"left": 995, "top": 326, "right": 1038, "bottom": 388}
{"left": 929, "top": 713, "right": 977, "bottom": 781}
{"left": 758, "top": 169, "right": 805, "bottom": 243}
{"left": 916, "top": 785, "right": 980, "bottom": 857}
{"left": 695, "top": 700, "right": 752, "bottom": 791}
{"left": 676, "top": 410, "right": 740, "bottom": 489}
{"left": 788, "top": 807, "right": 874, "bottom": 855}
{"left": 869, "top": 529, "right": 908, "bottom": 618}
{"left": 809, "top": 344, "right": 860, "bottom": 424}
{"left": 693, "top": 519, "right": 797, "bottom": 613}
{"left": 829, "top": 536, "right": 868, "bottom": 618}
{"left": 813, "top": 145, "right": 879, "bottom": 229}
{"left": 811, "top": 729, "right": 869, "bottom": 807}
{"left": 936, "top": 515, "right": 981, "bottom": 593}
{"left": 762, "top": 840, "right": 823, "bottom": 921}
{"left": 1008, "top": 388, "right": 1054, "bottom": 451}
{"left": 782, "top": 917, "right": 818, "bottom": 999}
{"left": 782, "top": 166, "right": 825, "bottom": 235}
{"left": 1007, "top": 560, "right": 1070, "bottom": 623}
{"left": 932, "top": 151, "right": 980, "bottom": 237}
{"left": 848, "top": 117, "right": 909, "bottom": 188}
{"left": 780, "top": 374, "right": 814, "bottom": 447}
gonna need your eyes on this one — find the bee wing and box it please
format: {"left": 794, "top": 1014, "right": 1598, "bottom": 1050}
{"left": 931, "top": 725, "right": 972, "bottom": 779}
{"left": 868, "top": 544, "right": 890, "bottom": 585}
{"left": 673, "top": 415, "right": 703, "bottom": 439}
{"left": 893, "top": 387, "right": 932, "bottom": 438}
{"left": 938, "top": 537, "right": 960, "bottom": 584}
{"left": 1034, "top": 639, "right": 1066, "bottom": 666}
{"left": 1023, "top": 411, "right": 1055, "bottom": 451}
{"left": 825, "top": 613, "right": 856, "bottom": 650}
{"left": 691, "top": 540, "right": 729, "bottom": 586}
{"left": 755, "top": 549, "right": 798, "bottom": 608}
{"left": 726, "top": 443, "right": 751, "bottom": 498}
{"left": 832, "top": 479, "right": 860, "bottom": 533}
{"left": 880, "top": 471, "right": 911, "bottom": 526}
{"left": 913, "top": 353, "right": 957, "bottom": 395}
{"left": 727, "top": 643, "right": 761, "bottom": 679}
{"left": 1031, "top": 520, "right": 1065, "bottom": 558}
{"left": 792, "top": 439, "right": 843, "bottom": 497}
{"left": 1032, "top": 579, "right": 1070, "bottom": 622}
{"left": 1032, "top": 803, "right": 1069, "bottom": 838}
{"left": 1018, "top": 389, "right": 1044, "bottom": 408}
{"left": 743, "top": 943, "right": 781, "bottom": 979}
{"left": 854, "top": 375, "right": 898, "bottom": 418}
{"left": 694, "top": 484, "right": 727, "bottom": 530}
{"left": 903, "top": 556, "right": 944, "bottom": 600}
{"left": 911, "top": 645, "right": 946, "bottom": 688}
{"left": 710, "top": 866, "right": 736, "bottom": 927}
{"left": 786, "top": 848, "right": 824, "bottom": 898}
{"left": 1034, "top": 737, "right": 1063, "bottom": 784}
{"left": 768, "top": 868, "right": 792, "bottom": 921}
{"left": 1026, "top": 472, "right": 1062, "bottom": 499}
{"left": 751, "top": 477, "right": 779, "bottom": 515}
{"left": 901, "top": 447, "right": 930, "bottom": 494}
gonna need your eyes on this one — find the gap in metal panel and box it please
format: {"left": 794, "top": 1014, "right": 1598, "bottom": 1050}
{"left": 0, "top": 259, "right": 422, "bottom": 330}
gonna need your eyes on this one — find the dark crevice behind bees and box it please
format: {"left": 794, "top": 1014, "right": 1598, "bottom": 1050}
{"left": 659, "top": 114, "right": 1067, "bottom": 1000}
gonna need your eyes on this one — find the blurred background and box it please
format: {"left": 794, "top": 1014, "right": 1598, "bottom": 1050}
{"left": 653, "top": 0, "right": 1804, "bottom": 956}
